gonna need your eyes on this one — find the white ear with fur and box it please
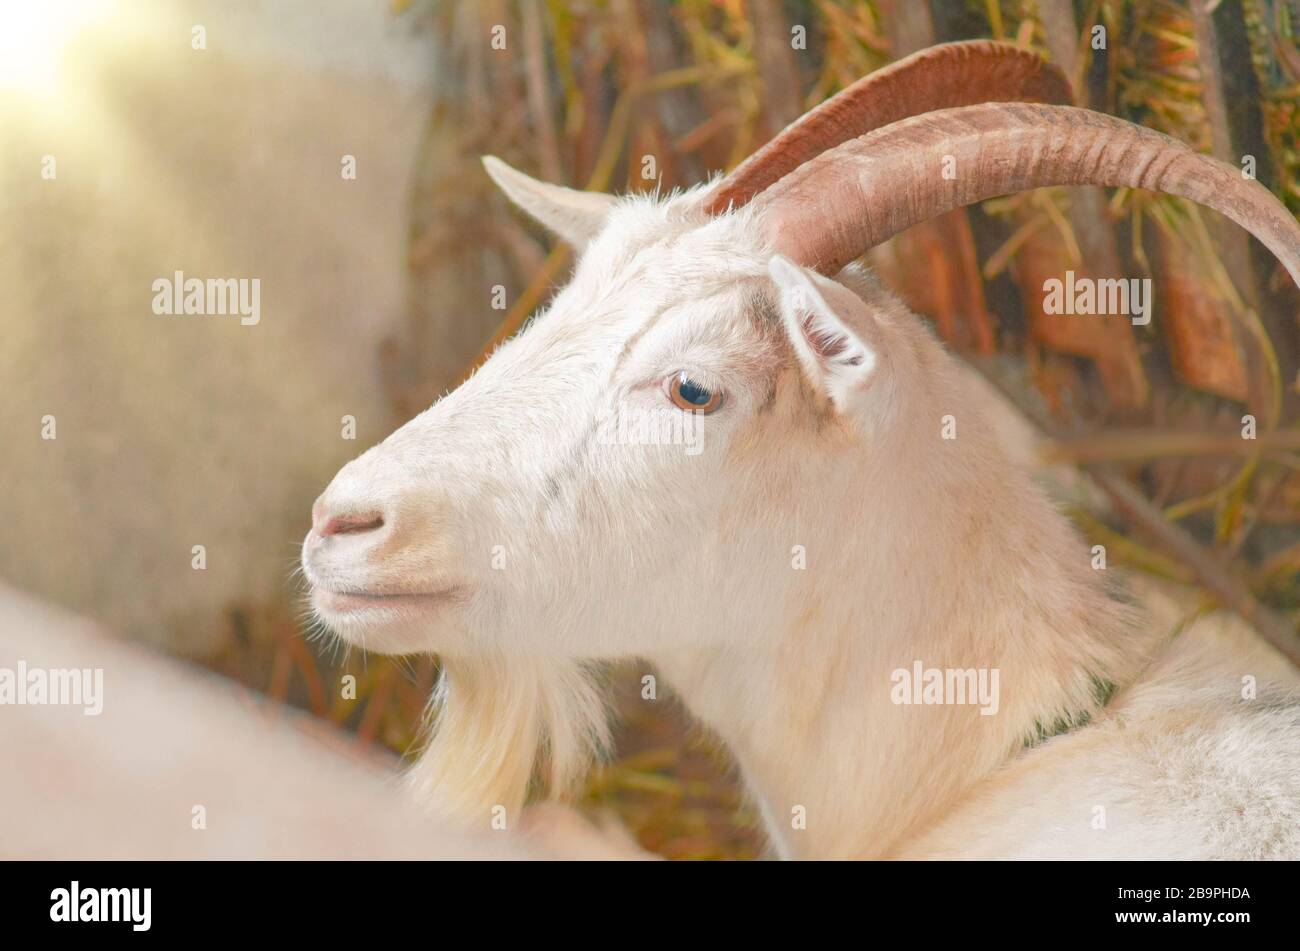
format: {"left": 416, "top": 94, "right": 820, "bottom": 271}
{"left": 768, "top": 255, "right": 877, "bottom": 412}
{"left": 482, "top": 156, "right": 617, "bottom": 249}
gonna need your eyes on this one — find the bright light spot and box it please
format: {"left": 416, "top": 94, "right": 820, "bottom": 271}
{"left": 0, "top": 0, "right": 114, "bottom": 98}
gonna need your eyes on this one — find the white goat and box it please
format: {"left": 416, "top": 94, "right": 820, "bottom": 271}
{"left": 302, "top": 42, "right": 1300, "bottom": 859}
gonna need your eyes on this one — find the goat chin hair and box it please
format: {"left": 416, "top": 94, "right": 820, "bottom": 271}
{"left": 405, "top": 653, "right": 611, "bottom": 824}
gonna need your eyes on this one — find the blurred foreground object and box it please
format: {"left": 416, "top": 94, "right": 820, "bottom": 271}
{"left": 0, "top": 584, "right": 535, "bottom": 859}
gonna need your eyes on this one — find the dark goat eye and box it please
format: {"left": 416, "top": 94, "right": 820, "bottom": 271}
{"left": 666, "top": 371, "right": 723, "bottom": 413}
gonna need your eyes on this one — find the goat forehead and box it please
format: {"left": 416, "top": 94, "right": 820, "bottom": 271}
{"left": 466, "top": 209, "right": 772, "bottom": 394}
{"left": 582, "top": 199, "right": 768, "bottom": 288}
{"left": 526, "top": 281, "right": 763, "bottom": 390}
{"left": 513, "top": 253, "right": 753, "bottom": 352}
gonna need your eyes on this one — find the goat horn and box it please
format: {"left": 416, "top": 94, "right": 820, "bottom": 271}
{"left": 700, "top": 40, "right": 1072, "bottom": 215}
{"left": 754, "top": 102, "right": 1300, "bottom": 291}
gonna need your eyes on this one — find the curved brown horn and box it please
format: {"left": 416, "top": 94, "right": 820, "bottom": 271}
{"left": 755, "top": 102, "right": 1300, "bottom": 290}
{"left": 700, "top": 40, "right": 1073, "bottom": 215}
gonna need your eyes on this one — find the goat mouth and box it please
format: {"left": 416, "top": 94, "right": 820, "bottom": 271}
{"left": 311, "top": 586, "right": 465, "bottom": 617}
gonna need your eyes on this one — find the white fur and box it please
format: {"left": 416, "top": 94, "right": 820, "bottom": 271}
{"left": 302, "top": 169, "right": 1300, "bottom": 858}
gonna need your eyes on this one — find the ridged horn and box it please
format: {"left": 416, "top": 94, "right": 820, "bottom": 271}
{"left": 700, "top": 40, "right": 1073, "bottom": 215}
{"left": 752, "top": 102, "right": 1300, "bottom": 291}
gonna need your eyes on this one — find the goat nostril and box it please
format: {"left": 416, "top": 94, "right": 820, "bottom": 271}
{"left": 317, "top": 512, "right": 385, "bottom": 537}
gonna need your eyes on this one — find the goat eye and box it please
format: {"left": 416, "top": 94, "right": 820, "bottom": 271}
{"left": 666, "top": 371, "right": 723, "bottom": 414}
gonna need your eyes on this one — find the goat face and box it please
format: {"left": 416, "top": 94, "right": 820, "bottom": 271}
{"left": 301, "top": 162, "right": 916, "bottom": 657}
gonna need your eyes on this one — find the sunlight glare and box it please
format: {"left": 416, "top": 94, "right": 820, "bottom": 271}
{"left": 0, "top": 0, "right": 115, "bottom": 99}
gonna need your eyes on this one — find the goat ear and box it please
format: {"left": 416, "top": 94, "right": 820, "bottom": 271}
{"left": 768, "top": 255, "right": 877, "bottom": 413}
{"left": 482, "top": 156, "right": 616, "bottom": 249}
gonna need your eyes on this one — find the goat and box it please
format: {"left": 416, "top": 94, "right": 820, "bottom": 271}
{"left": 301, "top": 41, "right": 1300, "bottom": 859}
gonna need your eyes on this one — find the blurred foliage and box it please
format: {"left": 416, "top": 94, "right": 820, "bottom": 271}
{"left": 210, "top": 1, "right": 1300, "bottom": 859}
{"left": 1245, "top": 0, "right": 1300, "bottom": 215}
